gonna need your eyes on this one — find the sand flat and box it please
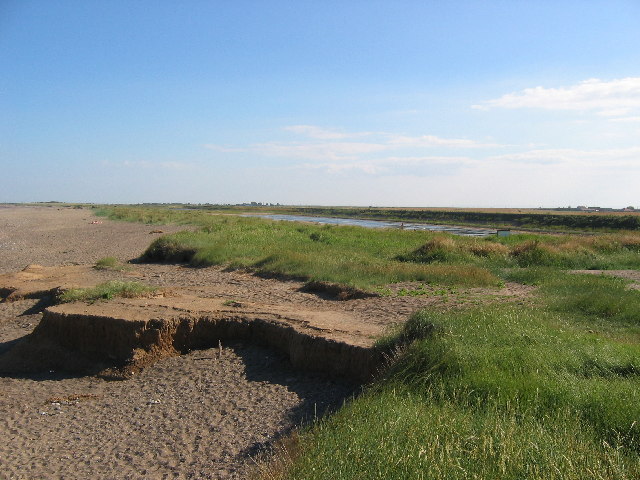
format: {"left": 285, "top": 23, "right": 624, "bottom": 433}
{"left": 0, "top": 206, "right": 355, "bottom": 479}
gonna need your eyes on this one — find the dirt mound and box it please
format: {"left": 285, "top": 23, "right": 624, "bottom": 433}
{"left": 299, "top": 280, "right": 378, "bottom": 300}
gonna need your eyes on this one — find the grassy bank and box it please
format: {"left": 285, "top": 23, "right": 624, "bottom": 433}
{"left": 98, "top": 206, "right": 640, "bottom": 290}
{"left": 269, "top": 273, "right": 640, "bottom": 479}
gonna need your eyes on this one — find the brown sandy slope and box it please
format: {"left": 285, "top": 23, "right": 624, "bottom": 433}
{"left": 0, "top": 205, "right": 532, "bottom": 479}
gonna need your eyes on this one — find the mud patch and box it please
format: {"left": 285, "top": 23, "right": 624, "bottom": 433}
{"left": 299, "top": 280, "right": 378, "bottom": 300}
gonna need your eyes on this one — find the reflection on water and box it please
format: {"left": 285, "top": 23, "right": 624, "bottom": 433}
{"left": 245, "top": 214, "right": 497, "bottom": 237}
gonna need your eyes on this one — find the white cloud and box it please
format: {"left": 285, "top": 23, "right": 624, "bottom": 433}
{"left": 105, "top": 160, "right": 194, "bottom": 170}
{"left": 208, "top": 126, "right": 503, "bottom": 159}
{"left": 295, "top": 146, "right": 640, "bottom": 175}
{"left": 284, "top": 126, "right": 502, "bottom": 148}
{"left": 159, "top": 161, "right": 193, "bottom": 170}
{"left": 205, "top": 140, "right": 385, "bottom": 161}
{"left": 608, "top": 116, "right": 640, "bottom": 123}
{"left": 204, "top": 126, "right": 501, "bottom": 168}
{"left": 203, "top": 144, "right": 245, "bottom": 153}
{"left": 381, "top": 155, "right": 476, "bottom": 166}
{"left": 490, "top": 146, "right": 640, "bottom": 168}
{"left": 474, "top": 77, "right": 640, "bottom": 117}
{"left": 298, "top": 161, "right": 385, "bottom": 174}
{"left": 284, "top": 125, "right": 501, "bottom": 148}
{"left": 283, "top": 125, "right": 357, "bottom": 140}
{"left": 254, "top": 140, "right": 387, "bottom": 161}
{"left": 295, "top": 155, "right": 475, "bottom": 175}
{"left": 385, "top": 134, "right": 501, "bottom": 149}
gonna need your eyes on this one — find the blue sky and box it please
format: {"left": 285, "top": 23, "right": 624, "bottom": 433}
{"left": 2, "top": 1, "right": 640, "bottom": 207}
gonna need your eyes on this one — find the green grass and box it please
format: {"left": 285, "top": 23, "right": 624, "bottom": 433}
{"left": 544, "top": 273, "right": 640, "bottom": 326}
{"left": 94, "top": 256, "right": 131, "bottom": 271}
{"left": 96, "top": 206, "right": 640, "bottom": 478}
{"left": 279, "top": 389, "right": 637, "bottom": 480}
{"left": 401, "top": 232, "right": 640, "bottom": 270}
{"left": 275, "top": 299, "right": 640, "bottom": 479}
{"left": 97, "top": 206, "right": 640, "bottom": 291}
{"left": 138, "top": 217, "right": 500, "bottom": 289}
{"left": 262, "top": 272, "right": 640, "bottom": 479}
{"left": 58, "top": 280, "right": 156, "bottom": 303}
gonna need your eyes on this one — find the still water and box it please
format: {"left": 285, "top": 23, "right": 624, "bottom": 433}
{"left": 246, "top": 214, "right": 498, "bottom": 237}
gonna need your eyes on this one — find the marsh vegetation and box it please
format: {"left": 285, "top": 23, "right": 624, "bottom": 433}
{"left": 284, "top": 206, "right": 640, "bottom": 232}
{"left": 99, "top": 206, "right": 640, "bottom": 479}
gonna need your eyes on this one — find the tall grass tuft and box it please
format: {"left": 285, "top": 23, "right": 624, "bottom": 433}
{"left": 59, "top": 281, "right": 157, "bottom": 303}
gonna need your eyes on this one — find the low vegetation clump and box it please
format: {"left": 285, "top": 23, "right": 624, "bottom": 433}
{"left": 94, "top": 257, "right": 130, "bottom": 271}
{"left": 401, "top": 232, "right": 640, "bottom": 269}
{"left": 58, "top": 281, "right": 156, "bottom": 303}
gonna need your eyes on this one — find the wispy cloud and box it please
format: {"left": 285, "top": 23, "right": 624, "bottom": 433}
{"left": 254, "top": 140, "right": 387, "bottom": 161}
{"left": 296, "top": 155, "right": 475, "bottom": 174}
{"left": 205, "top": 125, "right": 503, "bottom": 168}
{"left": 205, "top": 121, "right": 640, "bottom": 183}
{"left": 283, "top": 125, "right": 359, "bottom": 140}
{"left": 202, "top": 144, "right": 246, "bottom": 153}
{"left": 285, "top": 125, "right": 500, "bottom": 148}
{"left": 607, "top": 116, "right": 640, "bottom": 123}
{"left": 205, "top": 139, "right": 387, "bottom": 161}
{"left": 490, "top": 146, "right": 640, "bottom": 168}
{"left": 385, "top": 134, "right": 501, "bottom": 148}
{"left": 473, "top": 77, "right": 640, "bottom": 117}
{"left": 297, "top": 161, "right": 385, "bottom": 174}
{"left": 104, "top": 160, "right": 195, "bottom": 170}
{"left": 298, "top": 146, "right": 640, "bottom": 175}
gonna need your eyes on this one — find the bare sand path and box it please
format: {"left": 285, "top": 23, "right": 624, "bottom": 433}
{"left": 0, "top": 206, "right": 354, "bottom": 480}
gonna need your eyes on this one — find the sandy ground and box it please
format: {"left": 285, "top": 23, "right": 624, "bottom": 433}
{"left": 0, "top": 206, "right": 354, "bottom": 480}
{"left": 0, "top": 205, "right": 190, "bottom": 275}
